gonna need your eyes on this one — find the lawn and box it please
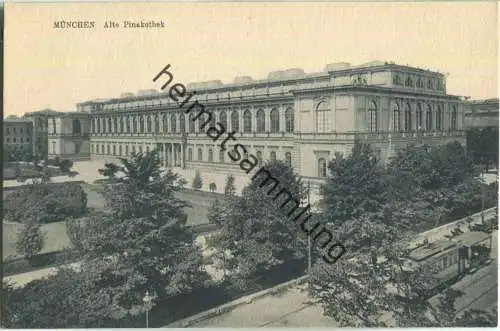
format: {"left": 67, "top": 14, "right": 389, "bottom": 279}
{"left": 3, "top": 221, "right": 70, "bottom": 261}
{"left": 3, "top": 183, "right": 222, "bottom": 262}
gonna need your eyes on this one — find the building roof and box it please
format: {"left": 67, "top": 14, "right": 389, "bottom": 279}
{"left": 408, "top": 239, "right": 457, "bottom": 262}
{"left": 452, "top": 231, "right": 490, "bottom": 247}
{"left": 3, "top": 117, "right": 33, "bottom": 123}
{"left": 78, "top": 60, "right": 447, "bottom": 105}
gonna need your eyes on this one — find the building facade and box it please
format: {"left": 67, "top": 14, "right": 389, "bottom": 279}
{"left": 3, "top": 117, "right": 34, "bottom": 158}
{"left": 47, "top": 112, "right": 91, "bottom": 160}
{"left": 464, "top": 98, "right": 499, "bottom": 129}
{"left": 81, "top": 61, "right": 466, "bottom": 186}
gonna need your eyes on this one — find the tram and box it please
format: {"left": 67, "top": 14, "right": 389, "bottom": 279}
{"left": 404, "top": 231, "right": 492, "bottom": 296}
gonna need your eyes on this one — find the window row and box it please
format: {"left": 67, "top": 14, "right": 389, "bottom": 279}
{"left": 6, "top": 128, "right": 31, "bottom": 135}
{"left": 5, "top": 137, "right": 30, "bottom": 143}
{"left": 90, "top": 108, "right": 295, "bottom": 135}
{"left": 366, "top": 101, "right": 458, "bottom": 133}
{"left": 393, "top": 75, "right": 444, "bottom": 90}
{"left": 91, "top": 143, "right": 293, "bottom": 167}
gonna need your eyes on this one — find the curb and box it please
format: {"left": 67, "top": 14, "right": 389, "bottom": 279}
{"left": 166, "top": 275, "right": 309, "bottom": 328}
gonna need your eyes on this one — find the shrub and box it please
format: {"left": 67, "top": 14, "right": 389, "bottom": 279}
{"left": 4, "top": 182, "right": 88, "bottom": 224}
{"left": 59, "top": 159, "right": 73, "bottom": 173}
{"left": 16, "top": 224, "right": 45, "bottom": 262}
{"left": 209, "top": 182, "right": 217, "bottom": 193}
{"left": 192, "top": 170, "right": 203, "bottom": 190}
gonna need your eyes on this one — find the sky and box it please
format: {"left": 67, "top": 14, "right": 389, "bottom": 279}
{"left": 4, "top": 1, "right": 498, "bottom": 116}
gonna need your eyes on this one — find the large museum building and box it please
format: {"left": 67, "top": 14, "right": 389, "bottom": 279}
{"left": 78, "top": 61, "right": 466, "bottom": 183}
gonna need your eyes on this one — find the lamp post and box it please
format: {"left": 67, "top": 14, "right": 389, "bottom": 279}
{"left": 143, "top": 290, "right": 153, "bottom": 328}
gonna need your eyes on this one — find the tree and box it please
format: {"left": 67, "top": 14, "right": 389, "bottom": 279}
{"left": 2, "top": 267, "right": 114, "bottom": 328}
{"left": 16, "top": 224, "right": 45, "bottom": 262}
{"left": 65, "top": 217, "right": 86, "bottom": 252}
{"left": 224, "top": 174, "right": 236, "bottom": 196}
{"left": 192, "top": 170, "right": 203, "bottom": 190}
{"left": 320, "top": 139, "right": 390, "bottom": 225}
{"left": 209, "top": 182, "right": 217, "bottom": 193}
{"left": 81, "top": 150, "right": 210, "bottom": 320}
{"left": 207, "top": 160, "right": 307, "bottom": 290}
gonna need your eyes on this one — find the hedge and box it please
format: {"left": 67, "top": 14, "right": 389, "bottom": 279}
{"left": 3, "top": 182, "right": 88, "bottom": 224}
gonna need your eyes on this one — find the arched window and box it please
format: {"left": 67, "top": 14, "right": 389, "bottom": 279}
{"left": 416, "top": 104, "right": 423, "bottom": 130}
{"left": 256, "top": 151, "right": 263, "bottom": 164}
{"left": 243, "top": 110, "right": 252, "bottom": 133}
{"left": 285, "top": 152, "right": 292, "bottom": 167}
{"left": 318, "top": 158, "right": 327, "bottom": 177}
{"left": 107, "top": 145, "right": 111, "bottom": 154}
{"left": 231, "top": 110, "right": 239, "bottom": 132}
{"left": 171, "top": 114, "right": 177, "bottom": 133}
{"left": 73, "top": 119, "right": 81, "bottom": 134}
{"left": 208, "top": 148, "right": 214, "bottom": 162}
{"left": 270, "top": 151, "right": 277, "bottom": 162}
{"left": 102, "top": 119, "right": 107, "bottom": 133}
{"left": 209, "top": 112, "right": 216, "bottom": 128}
{"left": 404, "top": 102, "right": 412, "bottom": 131}
{"left": 138, "top": 146, "right": 143, "bottom": 154}
{"left": 405, "top": 77, "right": 413, "bottom": 87}
{"left": 131, "top": 146, "right": 136, "bottom": 154}
{"left": 256, "top": 109, "right": 266, "bottom": 133}
{"left": 285, "top": 107, "right": 294, "bottom": 133}
{"left": 417, "top": 78, "right": 424, "bottom": 88}
{"left": 133, "top": 117, "right": 138, "bottom": 133}
{"left": 436, "top": 105, "right": 443, "bottom": 130}
{"left": 219, "top": 149, "right": 225, "bottom": 163}
{"left": 368, "top": 100, "right": 378, "bottom": 132}
{"left": 119, "top": 117, "right": 123, "bottom": 133}
{"left": 163, "top": 114, "right": 169, "bottom": 133}
{"left": 450, "top": 105, "right": 458, "bottom": 130}
{"left": 108, "top": 118, "right": 112, "bottom": 133}
{"left": 125, "top": 116, "right": 130, "bottom": 133}
{"left": 96, "top": 119, "right": 101, "bottom": 133}
{"left": 188, "top": 148, "right": 193, "bottom": 161}
{"left": 316, "top": 101, "right": 331, "bottom": 133}
{"left": 393, "top": 75, "right": 402, "bottom": 85}
{"left": 427, "top": 79, "right": 433, "bottom": 89}
{"left": 146, "top": 116, "right": 152, "bottom": 133}
{"left": 197, "top": 148, "right": 203, "bottom": 161}
{"left": 392, "top": 103, "right": 400, "bottom": 132}
{"left": 91, "top": 144, "right": 94, "bottom": 153}
{"left": 113, "top": 118, "right": 117, "bottom": 133}
{"left": 219, "top": 111, "right": 227, "bottom": 129}
{"left": 125, "top": 145, "right": 129, "bottom": 156}
{"left": 101, "top": 144, "right": 105, "bottom": 154}
{"left": 198, "top": 112, "right": 209, "bottom": 131}
{"left": 189, "top": 113, "right": 196, "bottom": 133}
{"left": 154, "top": 115, "right": 160, "bottom": 133}
{"left": 179, "top": 114, "right": 186, "bottom": 133}
{"left": 270, "top": 108, "right": 280, "bottom": 133}
{"left": 426, "top": 105, "right": 432, "bottom": 131}
{"left": 112, "top": 145, "right": 116, "bottom": 155}
{"left": 139, "top": 116, "right": 145, "bottom": 133}
{"left": 119, "top": 145, "right": 122, "bottom": 156}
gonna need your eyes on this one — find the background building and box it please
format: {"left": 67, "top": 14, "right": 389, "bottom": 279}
{"left": 464, "top": 98, "right": 499, "bottom": 170}
{"left": 3, "top": 117, "right": 34, "bottom": 161}
{"left": 82, "top": 61, "right": 466, "bottom": 190}
{"left": 47, "top": 112, "right": 91, "bottom": 160}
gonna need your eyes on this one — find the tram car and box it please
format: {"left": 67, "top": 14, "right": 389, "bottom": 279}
{"left": 404, "top": 231, "right": 492, "bottom": 297}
